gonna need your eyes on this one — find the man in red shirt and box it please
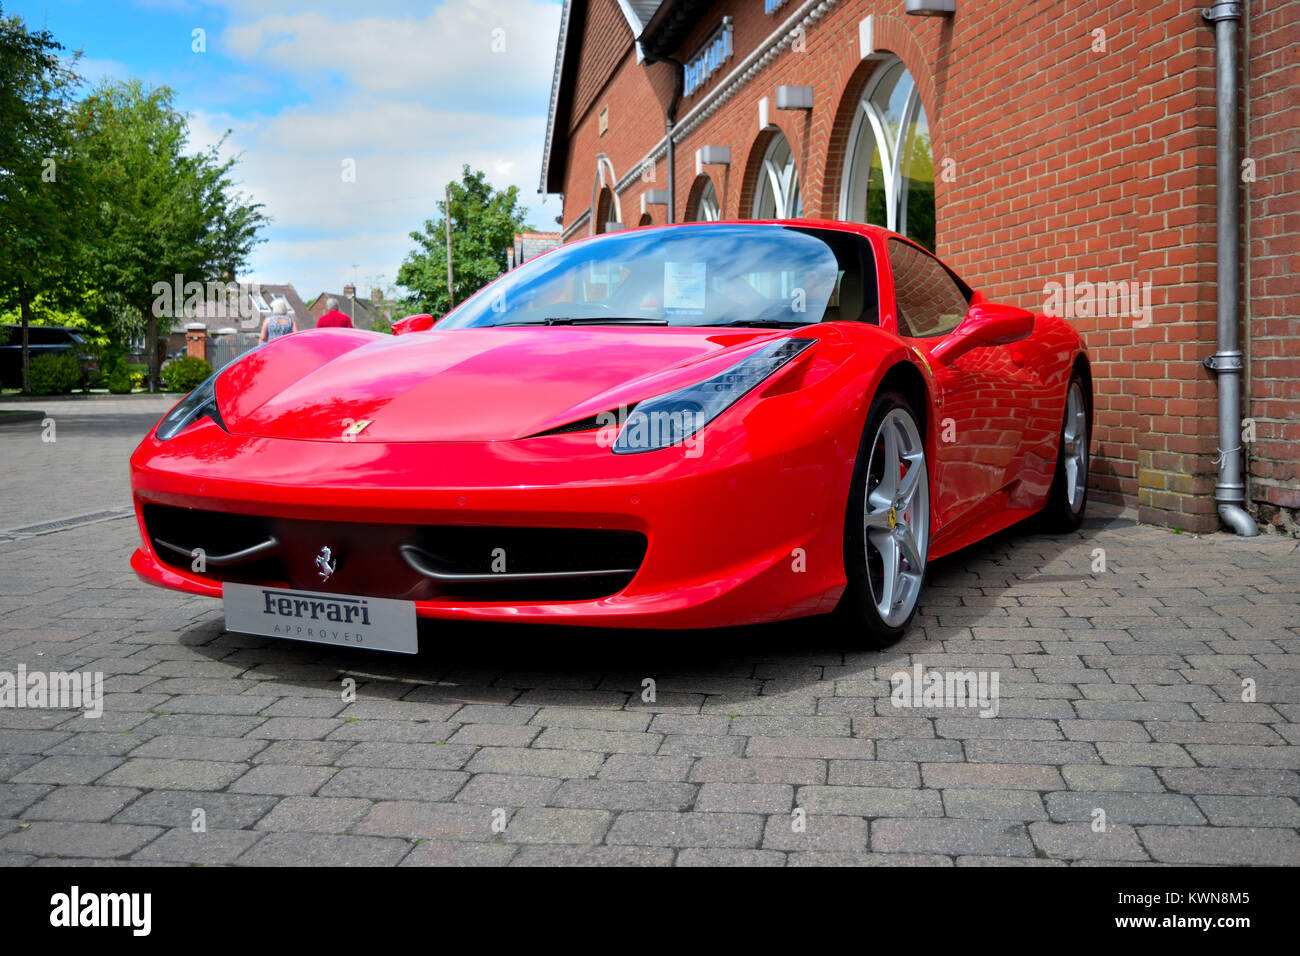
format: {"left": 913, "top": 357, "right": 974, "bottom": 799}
{"left": 316, "top": 297, "right": 353, "bottom": 328}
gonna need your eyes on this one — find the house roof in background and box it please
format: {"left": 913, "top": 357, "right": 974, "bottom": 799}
{"left": 188, "top": 282, "right": 312, "bottom": 332}
{"left": 309, "top": 292, "right": 391, "bottom": 331}
{"left": 259, "top": 284, "right": 312, "bottom": 326}
{"left": 514, "top": 232, "right": 562, "bottom": 265}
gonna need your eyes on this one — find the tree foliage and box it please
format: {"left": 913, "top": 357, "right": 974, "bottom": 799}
{"left": 0, "top": 5, "right": 269, "bottom": 393}
{"left": 397, "top": 165, "right": 531, "bottom": 317}
{"left": 0, "top": 6, "right": 85, "bottom": 389}
{"left": 70, "top": 79, "right": 268, "bottom": 390}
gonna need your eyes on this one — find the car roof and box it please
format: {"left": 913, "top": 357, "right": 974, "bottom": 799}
{"left": 548, "top": 219, "right": 900, "bottom": 259}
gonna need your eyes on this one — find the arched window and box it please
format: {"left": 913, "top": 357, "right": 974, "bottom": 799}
{"left": 839, "top": 58, "right": 935, "bottom": 251}
{"left": 753, "top": 133, "right": 801, "bottom": 219}
{"left": 686, "top": 176, "right": 721, "bottom": 222}
{"left": 594, "top": 186, "right": 624, "bottom": 234}
{"left": 694, "top": 178, "right": 721, "bottom": 221}
{"left": 592, "top": 156, "right": 622, "bottom": 235}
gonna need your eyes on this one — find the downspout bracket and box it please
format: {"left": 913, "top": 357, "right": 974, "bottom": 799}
{"left": 1203, "top": 352, "right": 1244, "bottom": 372}
{"left": 1202, "top": 2, "right": 1242, "bottom": 21}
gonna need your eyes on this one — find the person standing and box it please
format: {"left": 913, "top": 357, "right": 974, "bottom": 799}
{"left": 259, "top": 298, "right": 297, "bottom": 343}
{"left": 316, "top": 297, "right": 353, "bottom": 329}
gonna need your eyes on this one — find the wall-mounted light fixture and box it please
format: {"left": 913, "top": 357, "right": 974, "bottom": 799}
{"left": 905, "top": 0, "right": 954, "bottom": 15}
{"left": 775, "top": 86, "right": 814, "bottom": 110}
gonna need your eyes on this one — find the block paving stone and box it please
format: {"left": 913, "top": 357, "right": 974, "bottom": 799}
{"left": 0, "top": 474, "right": 1296, "bottom": 866}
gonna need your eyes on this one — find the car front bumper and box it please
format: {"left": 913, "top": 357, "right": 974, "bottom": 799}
{"left": 129, "top": 415, "right": 855, "bottom": 630}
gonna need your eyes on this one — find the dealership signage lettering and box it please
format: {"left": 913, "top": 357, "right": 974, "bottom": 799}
{"left": 684, "top": 18, "right": 733, "bottom": 97}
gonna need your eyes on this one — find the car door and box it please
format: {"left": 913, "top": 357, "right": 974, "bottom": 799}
{"left": 884, "top": 238, "right": 1032, "bottom": 532}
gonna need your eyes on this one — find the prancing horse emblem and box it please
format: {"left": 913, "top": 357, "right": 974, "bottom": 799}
{"left": 315, "top": 546, "right": 337, "bottom": 581}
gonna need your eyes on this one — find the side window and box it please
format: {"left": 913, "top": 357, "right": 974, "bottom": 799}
{"left": 887, "top": 238, "right": 970, "bottom": 338}
{"left": 790, "top": 230, "right": 879, "bottom": 325}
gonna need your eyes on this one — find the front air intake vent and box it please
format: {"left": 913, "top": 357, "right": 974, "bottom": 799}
{"left": 527, "top": 405, "right": 636, "bottom": 438}
{"left": 140, "top": 504, "right": 646, "bottom": 602}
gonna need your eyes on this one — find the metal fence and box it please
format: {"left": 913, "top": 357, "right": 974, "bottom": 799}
{"left": 207, "top": 331, "right": 261, "bottom": 371}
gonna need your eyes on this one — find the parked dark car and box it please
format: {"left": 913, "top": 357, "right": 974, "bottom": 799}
{"left": 0, "top": 325, "right": 95, "bottom": 389}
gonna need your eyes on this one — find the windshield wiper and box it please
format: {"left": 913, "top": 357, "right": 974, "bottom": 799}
{"left": 547, "top": 316, "right": 669, "bottom": 325}
{"left": 487, "top": 316, "right": 670, "bottom": 327}
{"left": 712, "top": 318, "right": 811, "bottom": 328}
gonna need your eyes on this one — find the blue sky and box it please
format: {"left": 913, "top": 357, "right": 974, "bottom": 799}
{"left": 9, "top": 0, "right": 564, "bottom": 303}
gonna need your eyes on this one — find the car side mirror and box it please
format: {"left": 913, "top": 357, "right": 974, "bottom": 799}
{"left": 392, "top": 314, "right": 436, "bottom": 335}
{"left": 929, "top": 302, "right": 1034, "bottom": 365}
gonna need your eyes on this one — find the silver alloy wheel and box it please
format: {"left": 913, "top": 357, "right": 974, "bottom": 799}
{"left": 862, "top": 407, "right": 929, "bottom": 628}
{"left": 1061, "top": 381, "right": 1089, "bottom": 513}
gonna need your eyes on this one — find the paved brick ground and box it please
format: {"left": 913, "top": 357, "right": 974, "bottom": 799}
{"left": 0, "top": 406, "right": 1296, "bottom": 866}
{"left": 0, "top": 396, "right": 173, "bottom": 530}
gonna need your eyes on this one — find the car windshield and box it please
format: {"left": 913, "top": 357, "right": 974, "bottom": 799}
{"left": 438, "top": 224, "right": 878, "bottom": 329}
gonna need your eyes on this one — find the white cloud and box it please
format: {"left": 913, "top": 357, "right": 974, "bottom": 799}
{"left": 68, "top": 56, "right": 133, "bottom": 84}
{"left": 189, "top": 96, "right": 559, "bottom": 300}
{"left": 185, "top": 0, "right": 563, "bottom": 302}
{"left": 220, "top": 0, "right": 559, "bottom": 105}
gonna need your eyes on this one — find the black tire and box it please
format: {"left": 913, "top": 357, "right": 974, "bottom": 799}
{"left": 831, "top": 389, "right": 930, "bottom": 648}
{"left": 1040, "top": 370, "right": 1091, "bottom": 532}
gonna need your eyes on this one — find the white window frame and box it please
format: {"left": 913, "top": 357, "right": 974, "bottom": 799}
{"left": 753, "top": 133, "right": 800, "bottom": 220}
{"left": 838, "top": 57, "right": 926, "bottom": 236}
{"left": 590, "top": 156, "right": 622, "bottom": 235}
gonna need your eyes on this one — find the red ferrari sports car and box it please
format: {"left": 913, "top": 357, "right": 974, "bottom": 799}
{"left": 130, "top": 220, "right": 1091, "bottom": 652}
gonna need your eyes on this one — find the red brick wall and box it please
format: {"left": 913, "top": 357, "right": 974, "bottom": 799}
{"left": 559, "top": 9, "right": 674, "bottom": 227}
{"left": 555, "top": 0, "right": 1299, "bottom": 534}
{"left": 572, "top": 0, "right": 641, "bottom": 123}
{"left": 1246, "top": 0, "right": 1300, "bottom": 532}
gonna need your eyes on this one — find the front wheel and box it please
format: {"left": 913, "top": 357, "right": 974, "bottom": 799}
{"left": 833, "top": 390, "right": 930, "bottom": 648}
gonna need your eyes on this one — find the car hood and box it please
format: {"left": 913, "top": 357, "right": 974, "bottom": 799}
{"left": 213, "top": 326, "right": 802, "bottom": 443}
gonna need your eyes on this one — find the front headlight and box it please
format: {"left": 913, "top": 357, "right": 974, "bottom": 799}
{"left": 155, "top": 371, "right": 224, "bottom": 441}
{"left": 613, "top": 337, "right": 814, "bottom": 454}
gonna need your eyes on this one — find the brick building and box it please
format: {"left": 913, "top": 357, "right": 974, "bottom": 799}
{"left": 507, "top": 231, "right": 564, "bottom": 269}
{"left": 306, "top": 285, "right": 394, "bottom": 331}
{"left": 539, "top": 0, "right": 1298, "bottom": 534}
{"left": 168, "top": 282, "right": 311, "bottom": 362}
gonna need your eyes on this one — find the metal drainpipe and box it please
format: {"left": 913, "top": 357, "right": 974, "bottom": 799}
{"left": 663, "top": 56, "right": 684, "bottom": 224}
{"left": 644, "top": 49, "right": 685, "bottom": 224}
{"left": 1202, "top": 1, "right": 1258, "bottom": 536}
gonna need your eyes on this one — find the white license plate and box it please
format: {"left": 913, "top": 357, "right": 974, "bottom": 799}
{"left": 223, "top": 583, "right": 418, "bottom": 654}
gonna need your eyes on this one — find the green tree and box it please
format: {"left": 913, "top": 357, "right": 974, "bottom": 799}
{"left": 0, "top": 6, "right": 85, "bottom": 391}
{"left": 397, "top": 165, "right": 531, "bottom": 317}
{"left": 71, "top": 79, "right": 268, "bottom": 391}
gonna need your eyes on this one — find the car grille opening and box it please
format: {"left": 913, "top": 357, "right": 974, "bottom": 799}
{"left": 141, "top": 504, "right": 646, "bottom": 602}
